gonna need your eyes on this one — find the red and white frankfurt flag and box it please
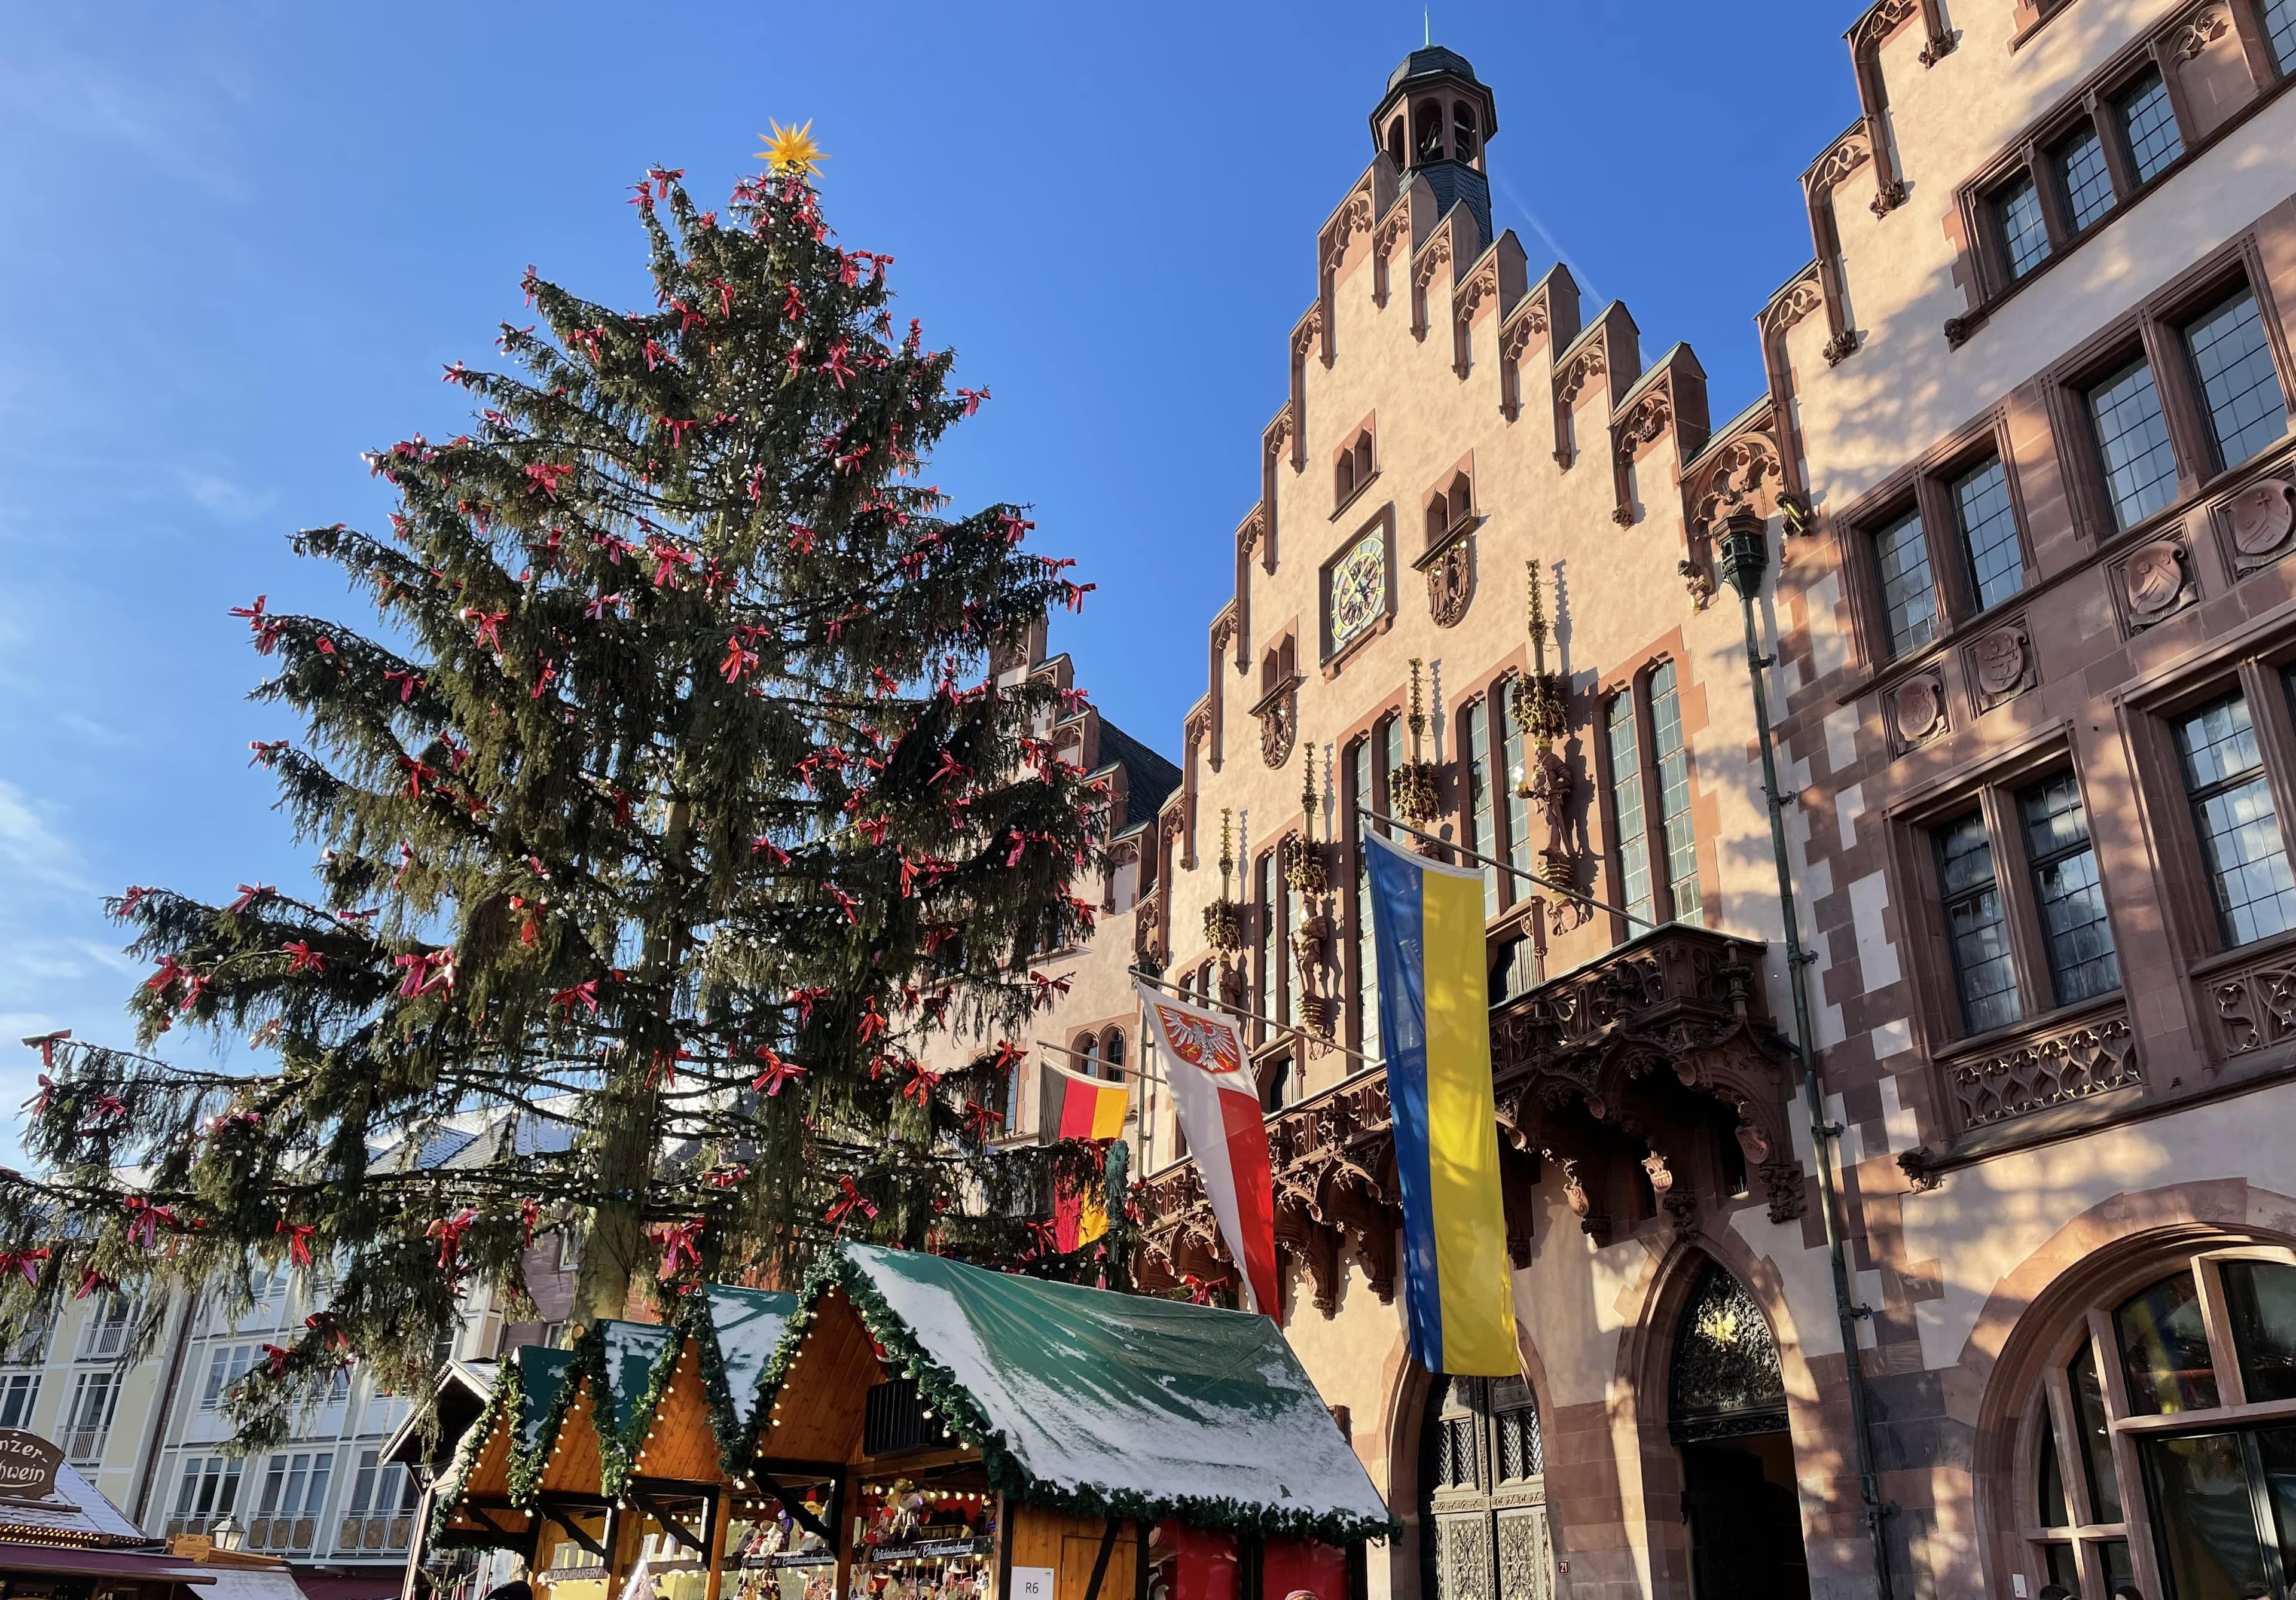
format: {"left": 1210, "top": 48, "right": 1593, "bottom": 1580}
{"left": 1135, "top": 981, "right": 1280, "bottom": 1317}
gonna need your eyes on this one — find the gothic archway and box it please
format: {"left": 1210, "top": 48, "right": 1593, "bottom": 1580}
{"left": 1669, "top": 1262, "right": 1809, "bottom": 1600}
{"left": 1417, "top": 1375, "right": 1554, "bottom": 1600}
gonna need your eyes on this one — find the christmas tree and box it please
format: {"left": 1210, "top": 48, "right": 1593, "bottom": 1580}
{"left": 1, "top": 145, "right": 1109, "bottom": 1448}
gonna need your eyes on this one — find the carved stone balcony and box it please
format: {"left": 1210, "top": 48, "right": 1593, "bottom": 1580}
{"left": 1134, "top": 923, "right": 1802, "bottom": 1304}
{"left": 1490, "top": 925, "right": 1803, "bottom": 1243}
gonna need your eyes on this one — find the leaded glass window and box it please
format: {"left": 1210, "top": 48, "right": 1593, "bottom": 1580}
{"left": 1996, "top": 174, "right": 2050, "bottom": 279}
{"left": 2185, "top": 287, "right": 2289, "bottom": 472}
{"left": 2088, "top": 355, "right": 2180, "bottom": 530}
{"left": 2057, "top": 124, "right": 2114, "bottom": 232}
{"left": 2018, "top": 772, "right": 2118, "bottom": 1005}
{"left": 1650, "top": 662, "right": 1701, "bottom": 927}
{"left": 1605, "top": 694, "right": 1653, "bottom": 928}
{"left": 1937, "top": 811, "right": 2021, "bottom": 1034}
{"left": 2176, "top": 694, "right": 2296, "bottom": 948}
{"left": 1953, "top": 456, "right": 2025, "bottom": 613}
{"left": 2117, "top": 69, "right": 2182, "bottom": 184}
{"left": 1874, "top": 509, "right": 1938, "bottom": 658}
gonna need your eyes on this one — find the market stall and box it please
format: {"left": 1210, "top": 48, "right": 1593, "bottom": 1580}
{"left": 0, "top": 1430, "right": 216, "bottom": 1600}
{"left": 428, "top": 1247, "right": 1388, "bottom": 1600}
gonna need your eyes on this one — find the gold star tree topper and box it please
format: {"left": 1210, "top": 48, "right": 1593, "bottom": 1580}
{"left": 757, "top": 120, "right": 828, "bottom": 178}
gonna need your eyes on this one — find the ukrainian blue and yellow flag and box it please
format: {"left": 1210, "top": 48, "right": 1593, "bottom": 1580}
{"left": 1366, "top": 832, "right": 1520, "bottom": 1376}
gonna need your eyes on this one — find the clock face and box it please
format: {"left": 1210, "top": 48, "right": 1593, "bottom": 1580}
{"left": 1329, "top": 534, "right": 1386, "bottom": 651}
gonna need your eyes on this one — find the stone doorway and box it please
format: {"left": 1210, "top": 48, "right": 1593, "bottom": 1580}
{"left": 1669, "top": 1262, "right": 1809, "bottom": 1600}
{"left": 1418, "top": 1375, "right": 1554, "bottom": 1600}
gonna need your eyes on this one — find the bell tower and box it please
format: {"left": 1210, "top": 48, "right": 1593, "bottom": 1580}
{"left": 1369, "top": 46, "right": 1497, "bottom": 245}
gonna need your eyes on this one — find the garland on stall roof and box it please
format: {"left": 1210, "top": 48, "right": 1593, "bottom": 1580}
{"left": 748, "top": 1250, "right": 1399, "bottom": 1546}
{"left": 426, "top": 1352, "right": 535, "bottom": 1552}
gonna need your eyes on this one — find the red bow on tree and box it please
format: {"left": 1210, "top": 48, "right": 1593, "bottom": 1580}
{"left": 304, "top": 1312, "right": 351, "bottom": 1354}
{"left": 276, "top": 1219, "right": 316, "bottom": 1267}
{"left": 118, "top": 886, "right": 152, "bottom": 916}
{"left": 395, "top": 951, "right": 455, "bottom": 998}
{"left": 21, "top": 1030, "right": 69, "bottom": 1068}
{"left": 1028, "top": 970, "right": 1073, "bottom": 1009}
{"left": 260, "top": 1343, "right": 293, "bottom": 1377}
{"left": 751, "top": 1049, "right": 805, "bottom": 1097}
{"left": 281, "top": 941, "right": 325, "bottom": 974}
{"left": 227, "top": 883, "right": 274, "bottom": 915}
{"left": 0, "top": 1249, "right": 48, "bottom": 1286}
{"left": 81, "top": 1094, "right": 127, "bottom": 1129}
{"left": 900, "top": 1063, "right": 942, "bottom": 1106}
{"left": 825, "top": 1178, "right": 878, "bottom": 1233}
{"left": 585, "top": 592, "right": 624, "bottom": 620}
{"left": 856, "top": 1000, "right": 888, "bottom": 1044}
{"left": 1182, "top": 1274, "right": 1225, "bottom": 1306}
{"left": 652, "top": 1220, "right": 705, "bottom": 1280}
{"left": 750, "top": 836, "right": 790, "bottom": 867}
{"left": 124, "top": 1197, "right": 179, "bottom": 1249}
{"left": 720, "top": 634, "right": 759, "bottom": 683}
{"left": 706, "top": 1164, "right": 749, "bottom": 1189}
{"left": 518, "top": 1198, "right": 542, "bottom": 1248}
{"left": 427, "top": 1209, "right": 479, "bottom": 1269}
{"left": 248, "top": 740, "right": 289, "bottom": 768}
{"left": 460, "top": 608, "right": 509, "bottom": 650}
{"left": 75, "top": 1269, "right": 114, "bottom": 1300}
{"left": 550, "top": 980, "right": 600, "bottom": 1016}
{"left": 961, "top": 1101, "right": 1003, "bottom": 1141}
{"left": 1022, "top": 1219, "right": 1060, "bottom": 1260}
{"left": 524, "top": 462, "right": 574, "bottom": 500}
{"left": 955, "top": 387, "right": 989, "bottom": 416}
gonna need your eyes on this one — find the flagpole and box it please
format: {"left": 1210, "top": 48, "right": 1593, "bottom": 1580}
{"left": 1036, "top": 1036, "right": 1173, "bottom": 1088}
{"left": 1131, "top": 970, "right": 1385, "bottom": 1070}
{"left": 1354, "top": 806, "right": 1662, "bottom": 930}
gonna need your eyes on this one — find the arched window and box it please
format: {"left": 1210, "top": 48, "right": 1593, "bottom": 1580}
{"left": 1074, "top": 1034, "right": 1098, "bottom": 1074}
{"left": 1100, "top": 1030, "right": 1126, "bottom": 1082}
{"left": 1337, "top": 450, "right": 1357, "bottom": 505}
{"left": 1387, "top": 118, "right": 1407, "bottom": 169}
{"left": 1414, "top": 99, "right": 1445, "bottom": 163}
{"left": 2011, "top": 1249, "right": 2296, "bottom": 1599}
{"left": 1452, "top": 102, "right": 1479, "bottom": 164}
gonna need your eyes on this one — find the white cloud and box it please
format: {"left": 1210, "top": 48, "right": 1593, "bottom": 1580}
{"left": 0, "top": 778, "right": 90, "bottom": 898}
{"left": 181, "top": 468, "right": 277, "bottom": 525}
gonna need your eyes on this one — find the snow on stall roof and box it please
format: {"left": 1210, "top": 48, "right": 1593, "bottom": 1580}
{"left": 599, "top": 1321, "right": 673, "bottom": 1439}
{"left": 705, "top": 1286, "right": 795, "bottom": 1431}
{"left": 839, "top": 1244, "right": 1388, "bottom": 1530}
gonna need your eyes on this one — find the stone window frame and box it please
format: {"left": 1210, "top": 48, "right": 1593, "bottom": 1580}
{"left": 1332, "top": 414, "right": 1379, "bottom": 520}
{"left": 1836, "top": 410, "right": 2033, "bottom": 677}
{"left": 2124, "top": 649, "right": 2296, "bottom": 970}
{"left": 1948, "top": 0, "right": 2295, "bottom": 343}
{"left": 1999, "top": 1242, "right": 2296, "bottom": 1600}
{"left": 1338, "top": 708, "right": 1407, "bottom": 1058}
{"left": 1592, "top": 655, "right": 1705, "bottom": 942}
{"left": 2041, "top": 240, "right": 2294, "bottom": 547}
{"left": 1886, "top": 736, "right": 2126, "bottom": 1058}
{"left": 1449, "top": 666, "right": 1538, "bottom": 932}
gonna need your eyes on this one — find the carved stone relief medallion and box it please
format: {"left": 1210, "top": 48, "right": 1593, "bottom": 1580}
{"left": 1892, "top": 673, "right": 1945, "bottom": 744}
{"left": 2230, "top": 480, "right": 2295, "bottom": 558}
{"left": 2125, "top": 541, "right": 2188, "bottom": 619}
{"left": 1427, "top": 536, "right": 1474, "bottom": 628}
{"left": 1973, "top": 625, "right": 2029, "bottom": 701}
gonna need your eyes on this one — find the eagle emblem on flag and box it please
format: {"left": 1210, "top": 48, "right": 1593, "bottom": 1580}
{"left": 1153, "top": 1003, "right": 1244, "bottom": 1074}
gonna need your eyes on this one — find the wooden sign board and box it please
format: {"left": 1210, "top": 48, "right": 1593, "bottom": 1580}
{"left": 0, "top": 1430, "right": 65, "bottom": 1503}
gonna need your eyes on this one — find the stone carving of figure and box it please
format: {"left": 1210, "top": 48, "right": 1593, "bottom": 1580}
{"left": 1292, "top": 900, "right": 1336, "bottom": 1002}
{"left": 1218, "top": 957, "right": 1248, "bottom": 1016}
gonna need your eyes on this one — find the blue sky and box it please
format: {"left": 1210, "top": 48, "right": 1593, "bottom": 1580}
{"left": 0, "top": 2, "right": 1860, "bottom": 1152}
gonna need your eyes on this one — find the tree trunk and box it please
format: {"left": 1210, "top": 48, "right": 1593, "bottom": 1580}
{"left": 570, "top": 795, "right": 692, "bottom": 1328}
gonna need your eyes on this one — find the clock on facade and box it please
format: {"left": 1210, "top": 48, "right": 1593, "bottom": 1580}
{"left": 1328, "top": 533, "right": 1387, "bottom": 653}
